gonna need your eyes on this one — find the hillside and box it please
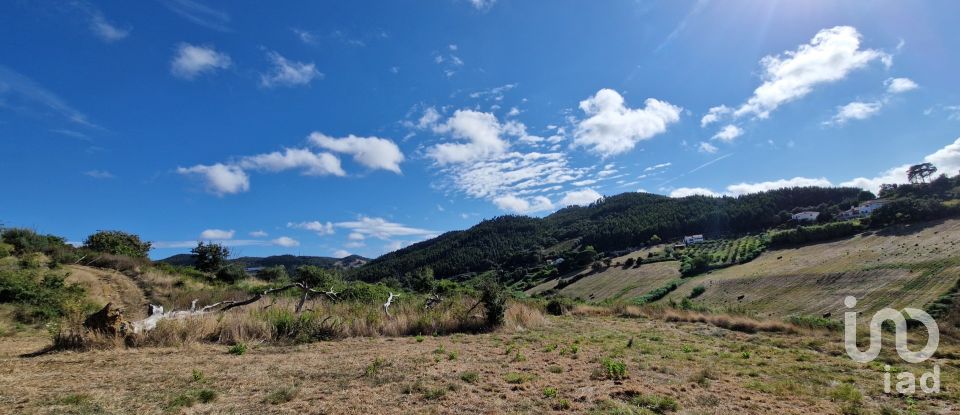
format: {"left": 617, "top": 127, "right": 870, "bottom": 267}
{"left": 158, "top": 254, "right": 370, "bottom": 271}
{"left": 665, "top": 219, "right": 960, "bottom": 319}
{"left": 353, "top": 187, "right": 868, "bottom": 281}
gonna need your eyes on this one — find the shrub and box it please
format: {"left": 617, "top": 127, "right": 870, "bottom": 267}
{"left": 479, "top": 278, "right": 507, "bottom": 328}
{"left": 86, "top": 253, "right": 148, "bottom": 275}
{"left": 787, "top": 314, "right": 843, "bottom": 331}
{"left": 1, "top": 228, "right": 67, "bottom": 255}
{"left": 460, "top": 371, "right": 479, "bottom": 384}
{"left": 216, "top": 264, "right": 248, "bottom": 284}
{"left": 630, "top": 394, "right": 679, "bottom": 413}
{"left": 82, "top": 230, "right": 151, "bottom": 258}
{"left": 689, "top": 285, "right": 706, "bottom": 299}
{"left": 0, "top": 243, "right": 12, "bottom": 259}
{"left": 504, "top": 372, "right": 536, "bottom": 384}
{"left": 0, "top": 268, "right": 89, "bottom": 323}
{"left": 228, "top": 342, "right": 247, "bottom": 355}
{"left": 598, "top": 358, "right": 628, "bottom": 380}
{"left": 546, "top": 297, "right": 574, "bottom": 316}
{"left": 263, "top": 387, "right": 298, "bottom": 404}
{"left": 256, "top": 265, "right": 288, "bottom": 281}
{"left": 543, "top": 387, "right": 558, "bottom": 398}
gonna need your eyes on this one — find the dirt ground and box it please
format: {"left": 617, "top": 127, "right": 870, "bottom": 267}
{"left": 2, "top": 315, "right": 957, "bottom": 414}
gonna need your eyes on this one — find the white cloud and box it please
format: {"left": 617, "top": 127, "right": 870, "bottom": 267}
{"left": 238, "top": 148, "right": 345, "bottom": 176}
{"left": 347, "top": 232, "right": 365, "bottom": 241}
{"left": 923, "top": 137, "right": 960, "bottom": 174}
{"left": 669, "top": 187, "right": 719, "bottom": 198}
{"left": 885, "top": 77, "right": 918, "bottom": 94}
{"left": 417, "top": 107, "right": 441, "bottom": 129}
{"left": 559, "top": 188, "right": 602, "bottom": 206}
{"left": 89, "top": 13, "right": 129, "bottom": 42}
{"left": 469, "top": 0, "right": 496, "bottom": 10}
{"left": 332, "top": 249, "right": 351, "bottom": 258}
{"left": 160, "top": 0, "right": 231, "bottom": 32}
{"left": 260, "top": 51, "right": 322, "bottom": 88}
{"left": 726, "top": 177, "right": 832, "bottom": 196}
{"left": 829, "top": 101, "right": 883, "bottom": 125}
{"left": 308, "top": 133, "right": 404, "bottom": 173}
{"left": 0, "top": 65, "right": 99, "bottom": 129}
{"left": 200, "top": 229, "right": 234, "bottom": 239}
{"left": 644, "top": 162, "right": 672, "bottom": 172}
{"left": 700, "top": 105, "right": 730, "bottom": 127}
{"left": 287, "top": 221, "right": 335, "bottom": 235}
{"left": 84, "top": 169, "right": 114, "bottom": 179}
{"left": 698, "top": 142, "right": 718, "bottom": 153}
{"left": 439, "top": 151, "right": 587, "bottom": 200}
{"left": 840, "top": 164, "right": 910, "bottom": 194}
{"left": 176, "top": 163, "right": 250, "bottom": 195}
{"left": 249, "top": 230, "right": 268, "bottom": 237}
{"left": 428, "top": 110, "right": 510, "bottom": 164}
{"left": 712, "top": 124, "right": 743, "bottom": 142}
{"left": 492, "top": 194, "right": 554, "bottom": 213}
{"left": 271, "top": 236, "right": 299, "bottom": 247}
{"left": 170, "top": 43, "right": 231, "bottom": 80}
{"left": 573, "top": 88, "right": 682, "bottom": 156}
{"left": 335, "top": 216, "right": 435, "bottom": 240}
{"left": 734, "top": 26, "right": 889, "bottom": 119}
{"left": 292, "top": 28, "right": 317, "bottom": 44}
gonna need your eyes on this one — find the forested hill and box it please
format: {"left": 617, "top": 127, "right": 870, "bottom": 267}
{"left": 352, "top": 187, "right": 870, "bottom": 281}
{"left": 158, "top": 254, "right": 370, "bottom": 271}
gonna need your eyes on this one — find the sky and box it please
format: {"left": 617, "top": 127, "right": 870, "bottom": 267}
{"left": 2, "top": 0, "right": 960, "bottom": 260}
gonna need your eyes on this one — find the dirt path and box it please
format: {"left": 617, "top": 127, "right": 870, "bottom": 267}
{"left": 65, "top": 265, "right": 147, "bottom": 319}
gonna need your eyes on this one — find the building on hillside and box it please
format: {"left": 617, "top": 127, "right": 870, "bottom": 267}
{"left": 683, "top": 234, "right": 705, "bottom": 245}
{"left": 791, "top": 211, "right": 820, "bottom": 222}
{"left": 837, "top": 199, "right": 888, "bottom": 220}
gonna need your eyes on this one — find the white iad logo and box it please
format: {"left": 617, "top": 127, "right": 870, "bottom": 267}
{"left": 844, "top": 296, "right": 940, "bottom": 394}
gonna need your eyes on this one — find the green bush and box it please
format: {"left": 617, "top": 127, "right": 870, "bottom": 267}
{"left": 599, "top": 358, "right": 627, "bottom": 380}
{"left": 82, "top": 230, "right": 151, "bottom": 258}
{"left": 630, "top": 394, "right": 679, "bottom": 413}
{"left": 0, "top": 243, "right": 12, "bottom": 259}
{"left": 256, "top": 265, "right": 288, "bottom": 281}
{"left": 787, "top": 315, "right": 843, "bottom": 331}
{"left": 227, "top": 342, "right": 247, "bottom": 355}
{"left": 689, "top": 285, "right": 706, "bottom": 299}
{"left": 215, "top": 264, "right": 248, "bottom": 284}
{"left": 546, "top": 297, "right": 574, "bottom": 316}
{"left": 1, "top": 228, "right": 68, "bottom": 255}
{"left": 0, "top": 268, "right": 89, "bottom": 323}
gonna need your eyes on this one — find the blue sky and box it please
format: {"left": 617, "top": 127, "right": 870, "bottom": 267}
{"left": 2, "top": 0, "right": 960, "bottom": 260}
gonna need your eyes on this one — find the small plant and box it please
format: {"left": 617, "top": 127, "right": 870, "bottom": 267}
{"left": 630, "top": 394, "right": 679, "bottom": 413}
{"left": 504, "top": 372, "right": 536, "bottom": 384}
{"left": 191, "top": 369, "right": 206, "bottom": 383}
{"left": 263, "top": 386, "right": 298, "bottom": 405}
{"left": 460, "top": 371, "right": 479, "bottom": 384}
{"left": 689, "top": 285, "right": 706, "bottom": 299}
{"left": 548, "top": 365, "right": 564, "bottom": 374}
{"left": 740, "top": 351, "right": 751, "bottom": 359}
{"left": 365, "top": 357, "right": 388, "bottom": 378}
{"left": 228, "top": 342, "right": 247, "bottom": 356}
{"left": 195, "top": 389, "right": 218, "bottom": 404}
{"left": 543, "top": 387, "right": 558, "bottom": 398}
{"left": 415, "top": 335, "right": 425, "bottom": 342}
{"left": 511, "top": 350, "right": 527, "bottom": 362}
{"left": 598, "top": 358, "right": 628, "bottom": 380}
{"left": 447, "top": 351, "right": 458, "bottom": 361}
{"left": 553, "top": 399, "right": 572, "bottom": 410}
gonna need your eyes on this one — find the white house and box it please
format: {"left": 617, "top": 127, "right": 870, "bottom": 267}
{"left": 838, "top": 200, "right": 888, "bottom": 220}
{"left": 683, "top": 234, "right": 705, "bottom": 245}
{"left": 792, "top": 211, "right": 820, "bottom": 222}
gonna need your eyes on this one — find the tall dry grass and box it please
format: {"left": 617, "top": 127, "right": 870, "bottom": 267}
{"left": 112, "top": 296, "right": 546, "bottom": 348}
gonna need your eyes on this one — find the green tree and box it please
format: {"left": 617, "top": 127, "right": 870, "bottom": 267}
{"left": 191, "top": 242, "right": 229, "bottom": 273}
{"left": 83, "top": 230, "right": 152, "bottom": 258}
{"left": 294, "top": 265, "right": 340, "bottom": 290}
{"left": 907, "top": 163, "right": 938, "bottom": 184}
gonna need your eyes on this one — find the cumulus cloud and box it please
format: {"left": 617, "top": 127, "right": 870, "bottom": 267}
{"left": 573, "top": 89, "right": 682, "bottom": 156}
{"left": 308, "top": 133, "right": 404, "bottom": 173}
{"left": 698, "top": 142, "right": 718, "bottom": 153}
{"left": 332, "top": 249, "right": 351, "bottom": 258}
{"left": 828, "top": 101, "right": 883, "bottom": 125}
{"left": 176, "top": 163, "right": 250, "bottom": 195}
{"left": 923, "top": 137, "right": 960, "bottom": 174}
{"left": 726, "top": 177, "right": 832, "bottom": 196}
{"left": 271, "top": 236, "right": 299, "bottom": 247}
{"left": 735, "top": 26, "right": 888, "bottom": 119}
{"left": 170, "top": 43, "right": 231, "bottom": 80}
{"left": 669, "top": 187, "right": 719, "bottom": 198}
{"left": 199, "top": 229, "right": 234, "bottom": 239}
{"left": 839, "top": 165, "right": 910, "bottom": 194}
{"left": 428, "top": 110, "right": 510, "bottom": 164}
{"left": 886, "top": 77, "right": 918, "bottom": 94}
{"left": 493, "top": 194, "right": 554, "bottom": 213}
{"left": 700, "top": 105, "right": 730, "bottom": 127}
{"left": 335, "top": 216, "right": 435, "bottom": 240}
{"left": 559, "top": 188, "right": 602, "bottom": 206}
{"left": 287, "top": 221, "right": 335, "bottom": 235}
{"left": 712, "top": 125, "right": 743, "bottom": 142}
{"left": 260, "top": 51, "right": 322, "bottom": 88}
{"left": 238, "top": 148, "right": 345, "bottom": 176}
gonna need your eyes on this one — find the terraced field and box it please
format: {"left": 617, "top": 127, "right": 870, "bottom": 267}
{"left": 527, "top": 248, "right": 681, "bottom": 302}
{"left": 666, "top": 219, "right": 960, "bottom": 319}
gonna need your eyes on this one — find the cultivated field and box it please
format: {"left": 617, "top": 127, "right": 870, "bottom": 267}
{"left": 667, "top": 219, "right": 960, "bottom": 319}
{"left": 2, "top": 311, "right": 958, "bottom": 414}
{"left": 527, "top": 253, "right": 680, "bottom": 302}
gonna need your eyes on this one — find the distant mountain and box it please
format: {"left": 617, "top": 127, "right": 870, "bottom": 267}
{"left": 351, "top": 187, "right": 871, "bottom": 282}
{"left": 156, "top": 254, "right": 370, "bottom": 272}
